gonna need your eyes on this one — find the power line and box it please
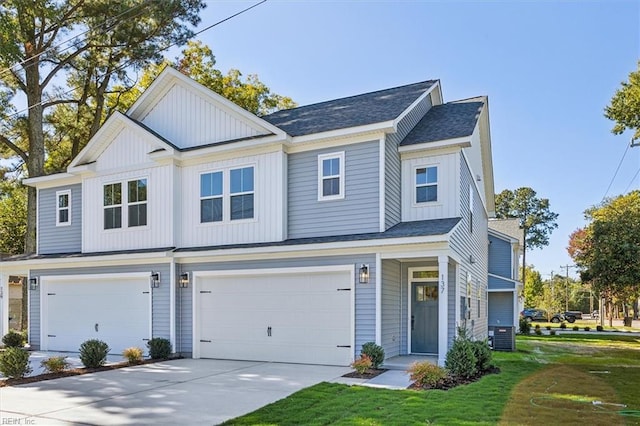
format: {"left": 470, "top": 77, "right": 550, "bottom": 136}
{"left": 0, "top": 0, "right": 268, "bottom": 124}
{"left": 623, "top": 166, "right": 640, "bottom": 194}
{"left": 602, "top": 142, "right": 630, "bottom": 201}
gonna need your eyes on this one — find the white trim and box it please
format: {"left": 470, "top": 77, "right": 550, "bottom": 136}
{"left": 407, "top": 266, "right": 439, "bottom": 356}
{"left": 413, "top": 164, "right": 439, "bottom": 205}
{"left": 393, "top": 81, "right": 440, "bottom": 125}
{"left": 291, "top": 121, "right": 395, "bottom": 144}
{"left": 379, "top": 136, "right": 386, "bottom": 232}
{"left": 24, "top": 173, "right": 81, "bottom": 189}
{"left": 199, "top": 169, "right": 224, "bottom": 223}
{"left": 437, "top": 255, "right": 449, "bottom": 366}
{"left": 488, "top": 273, "right": 522, "bottom": 286}
{"left": 317, "top": 151, "right": 345, "bottom": 201}
{"left": 169, "top": 260, "right": 176, "bottom": 353}
{"left": 286, "top": 132, "right": 386, "bottom": 154}
{"left": 55, "top": 190, "right": 72, "bottom": 227}
{"left": 487, "top": 288, "right": 516, "bottom": 293}
{"left": 191, "top": 264, "right": 355, "bottom": 361}
{"left": 375, "top": 253, "right": 382, "bottom": 345}
{"left": 398, "top": 136, "right": 472, "bottom": 154}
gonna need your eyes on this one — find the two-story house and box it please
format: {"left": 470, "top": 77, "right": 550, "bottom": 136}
{"left": 0, "top": 67, "right": 495, "bottom": 366}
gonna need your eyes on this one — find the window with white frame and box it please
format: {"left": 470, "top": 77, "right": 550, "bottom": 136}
{"left": 200, "top": 171, "right": 223, "bottom": 223}
{"left": 128, "top": 179, "right": 147, "bottom": 227}
{"left": 415, "top": 166, "right": 437, "bottom": 203}
{"left": 230, "top": 166, "right": 254, "bottom": 220}
{"left": 318, "top": 152, "right": 344, "bottom": 200}
{"left": 56, "top": 190, "right": 71, "bottom": 226}
{"left": 103, "top": 183, "right": 122, "bottom": 229}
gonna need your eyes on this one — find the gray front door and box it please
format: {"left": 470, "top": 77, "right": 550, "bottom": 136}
{"left": 411, "top": 281, "right": 438, "bottom": 354}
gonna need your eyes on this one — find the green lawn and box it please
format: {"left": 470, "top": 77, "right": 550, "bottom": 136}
{"left": 224, "top": 334, "right": 640, "bottom": 425}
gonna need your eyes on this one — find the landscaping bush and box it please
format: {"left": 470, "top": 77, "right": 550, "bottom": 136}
{"left": 407, "top": 361, "right": 447, "bottom": 387}
{"left": 445, "top": 328, "right": 477, "bottom": 379}
{"left": 0, "top": 347, "right": 32, "bottom": 378}
{"left": 597, "top": 325, "right": 604, "bottom": 332}
{"left": 519, "top": 317, "right": 531, "bottom": 334}
{"left": 351, "top": 355, "right": 372, "bottom": 374}
{"left": 79, "top": 339, "right": 110, "bottom": 368}
{"left": 572, "top": 326, "right": 579, "bottom": 331}
{"left": 546, "top": 326, "right": 551, "bottom": 330}
{"left": 147, "top": 338, "right": 172, "bottom": 359}
{"left": 534, "top": 328, "right": 542, "bottom": 335}
{"left": 560, "top": 322, "right": 567, "bottom": 329}
{"left": 550, "top": 330, "right": 556, "bottom": 335}
{"left": 584, "top": 326, "right": 591, "bottom": 331}
{"left": 123, "top": 347, "right": 144, "bottom": 364}
{"left": 361, "top": 342, "right": 385, "bottom": 369}
{"left": 2, "top": 330, "right": 25, "bottom": 348}
{"left": 471, "top": 340, "right": 492, "bottom": 372}
{"left": 41, "top": 356, "right": 70, "bottom": 373}
{"left": 534, "top": 324, "right": 540, "bottom": 330}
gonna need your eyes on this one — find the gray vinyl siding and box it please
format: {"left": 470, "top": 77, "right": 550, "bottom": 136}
{"left": 385, "top": 94, "right": 433, "bottom": 229}
{"left": 449, "top": 154, "right": 489, "bottom": 341}
{"left": 381, "top": 259, "right": 401, "bottom": 358}
{"left": 38, "top": 184, "right": 82, "bottom": 254}
{"left": 489, "top": 234, "right": 512, "bottom": 277}
{"left": 178, "top": 254, "right": 376, "bottom": 358}
{"left": 489, "top": 292, "right": 515, "bottom": 326}
{"left": 489, "top": 275, "right": 516, "bottom": 290}
{"left": 29, "top": 264, "right": 170, "bottom": 351}
{"left": 288, "top": 141, "right": 380, "bottom": 239}
{"left": 448, "top": 262, "right": 457, "bottom": 349}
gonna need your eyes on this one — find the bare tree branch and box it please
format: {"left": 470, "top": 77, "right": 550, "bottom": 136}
{"left": 0, "top": 134, "right": 28, "bottom": 163}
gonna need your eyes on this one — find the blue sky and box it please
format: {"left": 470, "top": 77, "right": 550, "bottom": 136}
{"left": 190, "top": 0, "right": 639, "bottom": 279}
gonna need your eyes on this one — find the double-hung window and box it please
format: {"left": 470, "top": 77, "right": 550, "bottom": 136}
{"left": 415, "top": 166, "right": 437, "bottom": 203}
{"left": 318, "top": 152, "right": 344, "bottom": 200}
{"left": 128, "top": 179, "right": 147, "bottom": 227}
{"left": 104, "top": 183, "right": 122, "bottom": 229}
{"left": 56, "top": 190, "right": 71, "bottom": 226}
{"left": 230, "top": 167, "right": 254, "bottom": 220}
{"left": 200, "top": 171, "right": 223, "bottom": 223}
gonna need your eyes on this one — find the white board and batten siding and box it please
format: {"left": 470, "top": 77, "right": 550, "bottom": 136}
{"left": 401, "top": 151, "right": 460, "bottom": 222}
{"left": 179, "top": 150, "right": 286, "bottom": 247}
{"left": 139, "top": 83, "right": 269, "bottom": 149}
{"left": 93, "top": 126, "right": 165, "bottom": 173}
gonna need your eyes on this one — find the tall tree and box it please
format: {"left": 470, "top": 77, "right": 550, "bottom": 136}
{"left": 605, "top": 61, "right": 640, "bottom": 140}
{"left": 522, "top": 265, "right": 543, "bottom": 308}
{"left": 568, "top": 191, "right": 640, "bottom": 323}
{"left": 495, "top": 187, "right": 559, "bottom": 290}
{"left": 0, "top": 0, "right": 205, "bottom": 253}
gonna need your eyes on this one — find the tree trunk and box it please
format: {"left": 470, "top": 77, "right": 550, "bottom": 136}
{"left": 521, "top": 227, "right": 527, "bottom": 290}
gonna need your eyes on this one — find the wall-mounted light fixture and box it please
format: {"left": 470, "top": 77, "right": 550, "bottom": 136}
{"left": 179, "top": 272, "right": 190, "bottom": 288}
{"left": 150, "top": 272, "right": 160, "bottom": 288}
{"left": 469, "top": 254, "right": 476, "bottom": 264}
{"left": 359, "top": 264, "right": 369, "bottom": 284}
{"left": 29, "top": 277, "right": 39, "bottom": 291}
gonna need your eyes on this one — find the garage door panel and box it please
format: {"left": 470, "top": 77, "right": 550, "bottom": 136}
{"left": 198, "top": 270, "right": 352, "bottom": 365}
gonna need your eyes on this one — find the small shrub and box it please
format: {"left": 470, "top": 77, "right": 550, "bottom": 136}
{"left": 534, "top": 324, "right": 541, "bottom": 330}
{"left": 550, "top": 330, "right": 556, "bottom": 335}
{"left": 41, "top": 356, "right": 70, "bottom": 373}
{"left": 596, "top": 325, "right": 604, "bottom": 332}
{"left": 2, "top": 330, "right": 25, "bottom": 348}
{"left": 445, "top": 328, "right": 477, "bottom": 379}
{"left": 534, "top": 328, "right": 542, "bottom": 335}
{"left": 546, "top": 326, "right": 551, "bottom": 330}
{"left": 147, "top": 338, "right": 172, "bottom": 359}
{"left": 0, "top": 347, "right": 32, "bottom": 378}
{"left": 351, "top": 354, "right": 372, "bottom": 374}
{"left": 407, "top": 361, "right": 447, "bottom": 387}
{"left": 471, "top": 340, "right": 492, "bottom": 372}
{"left": 560, "top": 322, "right": 567, "bottom": 329}
{"left": 361, "top": 342, "right": 385, "bottom": 369}
{"left": 123, "top": 347, "right": 144, "bottom": 364}
{"left": 79, "top": 339, "right": 110, "bottom": 368}
{"left": 572, "top": 326, "right": 579, "bottom": 331}
{"left": 584, "top": 326, "right": 591, "bottom": 331}
{"left": 519, "top": 317, "right": 531, "bottom": 334}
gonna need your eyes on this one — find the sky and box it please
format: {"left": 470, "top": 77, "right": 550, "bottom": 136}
{"left": 185, "top": 0, "right": 639, "bottom": 279}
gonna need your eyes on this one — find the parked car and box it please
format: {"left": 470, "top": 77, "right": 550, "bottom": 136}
{"left": 520, "top": 308, "right": 565, "bottom": 323}
{"left": 563, "top": 311, "right": 582, "bottom": 323}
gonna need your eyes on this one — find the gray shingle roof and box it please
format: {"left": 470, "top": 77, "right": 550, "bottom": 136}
{"left": 262, "top": 81, "right": 437, "bottom": 137}
{"left": 400, "top": 98, "right": 485, "bottom": 146}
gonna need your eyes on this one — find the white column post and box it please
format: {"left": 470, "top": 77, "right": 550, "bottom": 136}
{"left": 438, "top": 255, "right": 449, "bottom": 366}
{"left": 375, "top": 254, "right": 382, "bottom": 345}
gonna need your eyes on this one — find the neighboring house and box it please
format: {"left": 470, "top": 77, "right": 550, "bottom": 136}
{"left": 0, "top": 67, "right": 495, "bottom": 366}
{"left": 487, "top": 219, "right": 523, "bottom": 350}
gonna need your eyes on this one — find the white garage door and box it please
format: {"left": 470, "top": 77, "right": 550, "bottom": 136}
{"left": 196, "top": 268, "right": 353, "bottom": 366}
{"left": 42, "top": 276, "right": 151, "bottom": 354}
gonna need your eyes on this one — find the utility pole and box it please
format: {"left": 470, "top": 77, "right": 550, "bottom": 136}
{"left": 559, "top": 264, "right": 576, "bottom": 312}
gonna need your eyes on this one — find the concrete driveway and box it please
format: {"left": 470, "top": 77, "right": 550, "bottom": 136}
{"left": 0, "top": 359, "right": 351, "bottom": 425}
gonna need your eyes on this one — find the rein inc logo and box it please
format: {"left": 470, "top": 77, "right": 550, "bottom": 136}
{"left": 1, "top": 418, "right": 35, "bottom": 425}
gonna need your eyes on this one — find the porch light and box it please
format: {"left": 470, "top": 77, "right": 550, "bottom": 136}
{"left": 29, "top": 277, "right": 38, "bottom": 291}
{"left": 151, "top": 272, "right": 160, "bottom": 288}
{"left": 179, "top": 272, "right": 190, "bottom": 288}
{"left": 359, "top": 264, "right": 369, "bottom": 284}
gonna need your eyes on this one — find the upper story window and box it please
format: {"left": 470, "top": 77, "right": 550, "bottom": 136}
{"left": 104, "top": 183, "right": 122, "bottom": 230}
{"left": 201, "top": 171, "right": 223, "bottom": 223}
{"left": 415, "top": 166, "right": 437, "bottom": 203}
{"left": 56, "top": 190, "right": 71, "bottom": 226}
{"left": 128, "top": 179, "right": 147, "bottom": 227}
{"left": 318, "top": 151, "right": 345, "bottom": 201}
{"left": 200, "top": 166, "right": 255, "bottom": 223}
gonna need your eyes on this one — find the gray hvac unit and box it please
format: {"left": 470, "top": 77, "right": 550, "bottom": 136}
{"left": 488, "top": 326, "right": 515, "bottom": 351}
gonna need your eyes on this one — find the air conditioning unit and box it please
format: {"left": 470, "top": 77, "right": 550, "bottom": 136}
{"left": 488, "top": 326, "right": 515, "bottom": 351}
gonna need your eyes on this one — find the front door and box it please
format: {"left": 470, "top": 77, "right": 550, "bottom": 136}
{"left": 411, "top": 281, "right": 438, "bottom": 353}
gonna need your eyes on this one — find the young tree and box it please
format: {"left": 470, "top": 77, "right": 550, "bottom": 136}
{"left": 605, "top": 61, "right": 640, "bottom": 140}
{"left": 522, "top": 265, "right": 543, "bottom": 308}
{"left": 495, "top": 187, "right": 559, "bottom": 289}
{"left": 0, "top": 0, "right": 205, "bottom": 253}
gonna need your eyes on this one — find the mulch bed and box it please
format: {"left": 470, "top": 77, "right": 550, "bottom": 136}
{"left": 0, "top": 357, "right": 176, "bottom": 387}
{"left": 408, "top": 366, "right": 501, "bottom": 391}
{"left": 342, "top": 368, "right": 388, "bottom": 379}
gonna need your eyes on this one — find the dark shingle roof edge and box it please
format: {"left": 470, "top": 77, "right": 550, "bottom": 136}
{"left": 2, "top": 218, "right": 460, "bottom": 261}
